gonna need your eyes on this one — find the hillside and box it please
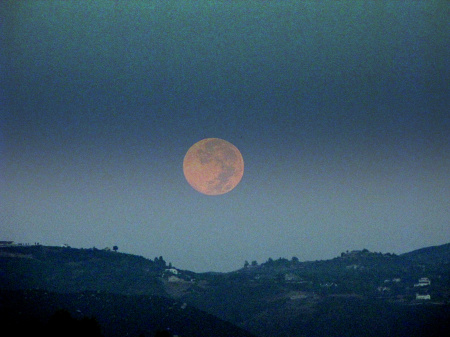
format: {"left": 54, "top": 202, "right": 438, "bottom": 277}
{"left": 164, "top": 244, "right": 450, "bottom": 336}
{"left": 0, "top": 245, "right": 167, "bottom": 295}
{"left": 399, "top": 243, "right": 450, "bottom": 264}
{"left": 0, "top": 289, "right": 256, "bottom": 337}
{"left": 1, "top": 243, "right": 449, "bottom": 336}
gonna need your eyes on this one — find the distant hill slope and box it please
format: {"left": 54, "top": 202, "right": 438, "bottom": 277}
{"left": 180, "top": 243, "right": 450, "bottom": 337}
{"left": 399, "top": 243, "right": 450, "bottom": 264}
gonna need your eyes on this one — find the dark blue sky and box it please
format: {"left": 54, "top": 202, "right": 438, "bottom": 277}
{"left": 1, "top": 1, "right": 449, "bottom": 272}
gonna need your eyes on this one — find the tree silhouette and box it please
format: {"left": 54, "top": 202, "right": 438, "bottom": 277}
{"left": 154, "top": 256, "right": 167, "bottom": 268}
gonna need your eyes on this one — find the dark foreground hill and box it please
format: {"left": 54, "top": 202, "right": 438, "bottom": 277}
{"left": 0, "top": 289, "right": 256, "bottom": 337}
{"left": 1, "top": 243, "right": 449, "bottom": 336}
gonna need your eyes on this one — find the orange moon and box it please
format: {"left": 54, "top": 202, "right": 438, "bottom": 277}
{"left": 183, "top": 138, "right": 244, "bottom": 195}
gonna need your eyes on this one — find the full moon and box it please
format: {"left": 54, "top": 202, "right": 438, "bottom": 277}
{"left": 183, "top": 138, "right": 244, "bottom": 195}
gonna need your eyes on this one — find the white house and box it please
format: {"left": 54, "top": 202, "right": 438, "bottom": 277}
{"left": 414, "top": 277, "right": 431, "bottom": 287}
{"left": 165, "top": 268, "right": 179, "bottom": 275}
{"left": 377, "top": 286, "right": 390, "bottom": 293}
{"left": 416, "top": 293, "right": 431, "bottom": 300}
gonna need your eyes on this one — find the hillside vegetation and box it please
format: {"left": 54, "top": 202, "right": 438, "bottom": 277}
{"left": 0, "top": 245, "right": 167, "bottom": 295}
{"left": 1, "top": 243, "right": 449, "bottom": 337}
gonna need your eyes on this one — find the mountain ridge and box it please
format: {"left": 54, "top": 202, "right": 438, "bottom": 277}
{"left": 1, "top": 242, "right": 449, "bottom": 336}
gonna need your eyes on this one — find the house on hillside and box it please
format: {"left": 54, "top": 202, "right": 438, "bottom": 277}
{"left": 321, "top": 282, "right": 338, "bottom": 288}
{"left": 416, "top": 293, "right": 431, "bottom": 300}
{"left": 384, "top": 278, "right": 401, "bottom": 283}
{"left": 165, "top": 268, "right": 179, "bottom": 275}
{"left": 345, "top": 264, "right": 361, "bottom": 270}
{"left": 414, "top": 277, "right": 431, "bottom": 287}
{"left": 377, "top": 286, "right": 391, "bottom": 293}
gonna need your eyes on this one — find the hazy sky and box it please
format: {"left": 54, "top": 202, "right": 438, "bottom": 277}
{"left": 1, "top": 1, "right": 449, "bottom": 272}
